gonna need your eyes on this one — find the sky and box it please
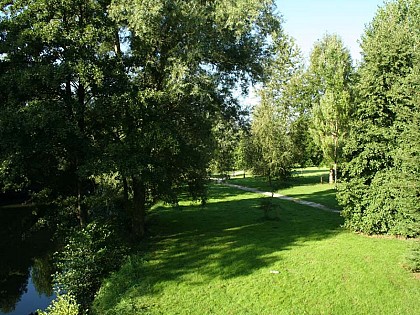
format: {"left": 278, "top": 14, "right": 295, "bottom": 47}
{"left": 275, "top": 0, "right": 386, "bottom": 62}
{"left": 241, "top": 0, "right": 386, "bottom": 107}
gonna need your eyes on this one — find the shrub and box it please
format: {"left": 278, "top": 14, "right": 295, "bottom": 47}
{"left": 54, "top": 221, "right": 128, "bottom": 309}
{"left": 37, "top": 294, "right": 79, "bottom": 315}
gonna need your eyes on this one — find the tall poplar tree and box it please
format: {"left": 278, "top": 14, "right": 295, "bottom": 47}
{"left": 307, "top": 34, "right": 353, "bottom": 185}
{"left": 250, "top": 35, "right": 302, "bottom": 186}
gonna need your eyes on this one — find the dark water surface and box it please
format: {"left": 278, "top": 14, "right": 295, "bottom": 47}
{"left": 0, "top": 205, "right": 56, "bottom": 314}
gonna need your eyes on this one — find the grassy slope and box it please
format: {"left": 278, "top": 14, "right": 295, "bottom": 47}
{"left": 93, "top": 184, "right": 419, "bottom": 315}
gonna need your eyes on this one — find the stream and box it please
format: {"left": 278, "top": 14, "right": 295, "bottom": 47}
{"left": 0, "top": 205, "right": 56, "bottom": 314}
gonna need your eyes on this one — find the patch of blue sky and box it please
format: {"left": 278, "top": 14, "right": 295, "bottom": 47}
{"left": 275, "top": 0, "right": 385, "bottom": 62}
{"left": 240, "top": 0, "right": 386, "bottom": 109}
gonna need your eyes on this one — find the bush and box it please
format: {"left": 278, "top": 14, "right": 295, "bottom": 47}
{"left": 54, "top": 221, "right": 128, "bottom": 309}
{"left": 37, "top": 294, "right": 79, "bottom": 315}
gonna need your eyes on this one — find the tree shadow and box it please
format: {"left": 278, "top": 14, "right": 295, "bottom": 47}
{"left": 289, "top": 189, "right": 341, "bottom": 210}
{"left": 280, "top": 169, "right": 331, "bottom": 188}
{"left": 204, "top": 183, "right": 253, "bottom": 199}
{"left": 288, "top": 174, "right": 327, "bottom": 186}
{"left": 228, "top": 171, "right": 330, "bottom": 191}
{"left": 95, "top": 184, "right": 343, "bottom": 310}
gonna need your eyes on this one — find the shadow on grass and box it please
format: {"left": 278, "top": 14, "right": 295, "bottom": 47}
{"left": 95, "top": 184, "right": 343, "bottom": 310}
{"left": 290, "top": 188, "right": 341, "bottom": 210}
{"left": 228, "top": 172, "right": 329, "bottom": 192}
{"left": 288, "top": 173, "right": 328, "bottom": 186}
{"left": 203, "top": 183, "right": 253, "bottom": 200}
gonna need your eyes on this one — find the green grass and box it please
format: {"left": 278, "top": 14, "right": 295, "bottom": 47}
{"left": 93, "top": 184, "right": 419, "bottom": 315}
{"left": 229, "top": 167, "right": 340, "bottom": 209}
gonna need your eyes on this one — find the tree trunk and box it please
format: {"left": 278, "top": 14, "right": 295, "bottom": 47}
{"left": 329, "top": 168, "right": 334, "bottom": 184}
{"left": 114, "top": 29, "right": 122, "bottom": 56}
{"left": 76, "top": 82, "right": 87, "bottom": 225}
{"left": 122, "top": 175, "right": 130, "bottom": 214}
{"left": 77, "top": 179, "right": 88, "bottom": 227}
{"left": 333, "top": 133, "right": 338, "bottom": 188}
{"left": 334, "top": 162, "right": 337, "bottom": 188}
{"left": 131, "top": 176, "right": 146, "bottom": 239}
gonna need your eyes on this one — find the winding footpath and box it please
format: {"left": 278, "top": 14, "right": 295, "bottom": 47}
{"left": 218, "top": 181, "right": 340, "bottom": 214}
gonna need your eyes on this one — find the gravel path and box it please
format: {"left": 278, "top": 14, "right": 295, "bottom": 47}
{"left": 219, "top": 181, "right": 340, "bottom": 214}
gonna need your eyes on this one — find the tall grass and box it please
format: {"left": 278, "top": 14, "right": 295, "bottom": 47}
{"left": 93, "top": 184, "right": 419, "bottom": 314}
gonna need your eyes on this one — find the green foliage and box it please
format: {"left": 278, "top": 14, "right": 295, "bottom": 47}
{"left": 54, "top": 221, "right": 129, "bottom": 308}
{"left": 289, "top": 115, "right": 323, "bottom": 167}
{"left": 233, "top": 129, "right": 252, "bottom": 172}
{"left": 338, "top": 0, "right": 420, "bottom": 237}
{"left": 250, "top": 98, "right": 293, "bottom": 182}
{"left": 210, "top": 119, "right": 241, "bottom": 177}
{"left": 249, "top": 35, "right": 302, "bottom": 183}
{"left": 0, "top": 0, "right": 122, "bottom": 226}
{"left": 85, "top": 173, "right": 127, "bottom": 220}
{"left": 1, "top": 0, "right": 282, "bottom": 238}
{"left": 37, "top": 294, "right": 79, "bottom": 315}
{"left": 306, "top": 34, "right": 354, "bottom": 181}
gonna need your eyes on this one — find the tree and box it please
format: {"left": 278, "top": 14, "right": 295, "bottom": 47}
{"left": 1, "top": 0, "right": 283, "bottom": 239}
{"left": 103, "top": 0, "right": 282, "bottom": 238}
{"left": 249, "top": 35, "right": 301, "bottom": 187}
{"left": 306, "top": 34, "right": 354, "bottom": 184}
{"left": 338, "top": 0, "right": 420, "bottom": 237}
{"left": 281, "top": 64, "right": 323, "bottom": 168}
{"left": 234, "top": 126, "right": 253, "bottom": 176}
{"left": 251, "top": 97, "right": 292, "bottom": 186}
{"left": 0, "top": 0, "right": 121, "bottom": 226}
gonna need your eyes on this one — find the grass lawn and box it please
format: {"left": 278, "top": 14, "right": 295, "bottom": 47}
{"left": 228, "top": 167, "right": 340, "bottom": 210}
{"left": 93, "top": 184, "right": 419, "bottom": 315}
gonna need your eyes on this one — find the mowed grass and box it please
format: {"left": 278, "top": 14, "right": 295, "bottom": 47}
{"left": 93, "top": 184, "right": 419, "bottom": 315}
{"left": 229, "top": 167, "right": 340, "bottom": 210}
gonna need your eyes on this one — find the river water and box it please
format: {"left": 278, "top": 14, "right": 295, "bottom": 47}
{"left": 0, "top": 205, "right": 56, "bottom": 314}
{"left": 0, "top": 269, "right": 56, "bottom": 315}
